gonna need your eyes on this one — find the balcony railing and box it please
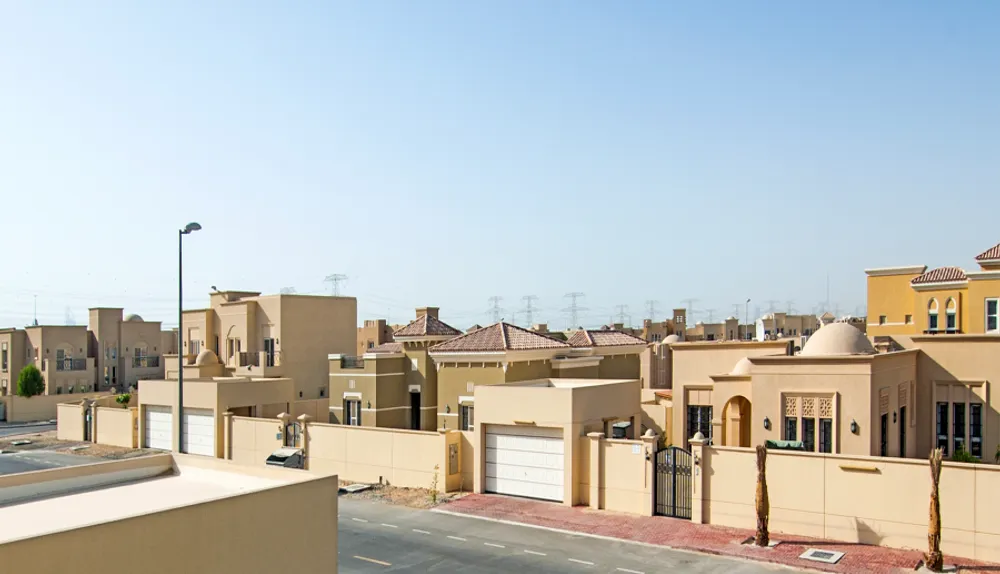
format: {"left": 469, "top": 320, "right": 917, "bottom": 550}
{"left": 55, "top": 358, "right": 87, "bottom": 372}
{"left": 238, "top": 351, "right": 259, "bottom": 367}
{"left": 340, "top": 356, "right": 366, "bottom": 369}
{"left": 132, "top": 356, "right": 161, "bottom": 369}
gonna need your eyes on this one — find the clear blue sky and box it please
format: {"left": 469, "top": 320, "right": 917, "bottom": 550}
{"left": 1, "top": 1, "right": 997, "bottom": 330}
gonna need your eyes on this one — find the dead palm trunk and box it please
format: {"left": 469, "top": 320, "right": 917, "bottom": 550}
{"left": 925, "top": 448, "right": 944, "bottom": 571}
{"left": 754, "top": 444, "right": 770, "bottom": 546}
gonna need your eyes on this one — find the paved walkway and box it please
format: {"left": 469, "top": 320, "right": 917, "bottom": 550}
{"left": 437, "top": 494, "right": 999, "bottom": 574}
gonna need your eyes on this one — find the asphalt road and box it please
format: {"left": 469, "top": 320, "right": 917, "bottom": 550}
{"left": 0, "top": 450, "right": 99, "bottom": 476}
{"left": 338, "top": 498, "right": 795, "bottom": 573}
{"left": 0, "top": 423, "right": 56, "bottom": 438}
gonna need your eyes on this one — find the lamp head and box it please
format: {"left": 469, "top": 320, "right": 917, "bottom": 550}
{"left": 181, "top": 222, "right": 202, "bottom": 234}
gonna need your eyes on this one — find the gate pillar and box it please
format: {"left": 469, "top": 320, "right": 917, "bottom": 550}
{"left": 689, "top": 433, "right": 706, "bottom": 524}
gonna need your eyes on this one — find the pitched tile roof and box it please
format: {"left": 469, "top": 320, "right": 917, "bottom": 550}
{"left": 976, "top": 243, "right": 1000, "bottom": 262}
{"left": 393, "top": 314, "right": 462, "bottom": 338}
{"left": 567, "top": 329, "right": 648, "bottom": 348}
{"left": 429, "top": 322, "right": 571, "bottom": 353}
{"left": 368, "top": 342, "right": 403, "bottom": 354}
{"left": 910, "top": 266, "right": 968, "bottom": 285}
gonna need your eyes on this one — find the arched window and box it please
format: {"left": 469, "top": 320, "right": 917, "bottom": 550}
{"left": 928, "top": 299, "right": 939, "bottom": 332}
{"left": 946, "top": 298, "right": 958, "bottom": 332}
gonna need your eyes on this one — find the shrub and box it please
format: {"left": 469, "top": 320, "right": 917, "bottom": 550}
{"left": 16, "top": 365, "right": 44, "bottom": 397}
{"left": 951, "top": 447, "right": 978, "bottom": 463}
{"left": 115, "top": 393, "right": 132, "bottom": 408}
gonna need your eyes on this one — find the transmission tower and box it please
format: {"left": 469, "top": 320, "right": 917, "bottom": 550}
{"left": 764, "top": 300, "right": 780, "bottom": 314}
{"left": 563, "top": 292, "right": 586, "bottom": 328}
{"left": 280, "top": 287, "right": 297, "bottom": 295}
{"left": 731, "top": 304, "right": 743, "bottom": 318}
{"left": 488, "top": 296, "right": 504, "bottom": 323}
{"left": 521, "top": 295, "right": 538, "bottom": 326}
{"left": 680, "top": 298, "right": 699, "bottom": 320}
{"left": 703, "top": 308, "right": 717, "bottom": 323}
{"left": 324, "top": 274, "right": 348, "bottom": 296}
{"left": 64, "top": 306, "right": 76, "bottom": 326}
{"left": 786, "top": 300, "right": 796, "bottom": 314}
{"left": 615, "top": 304, "right": 629, "bottom": 324}
{"left": 645, "top": 300, "right": 658, "bottom": 321}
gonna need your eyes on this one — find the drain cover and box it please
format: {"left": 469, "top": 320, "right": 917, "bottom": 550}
{"left": 799, "top": 549, "right": 845, "bottom": 564}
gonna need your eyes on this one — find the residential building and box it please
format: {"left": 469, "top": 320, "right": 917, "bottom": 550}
{"left": 0, "top": 326, "right": 94, "bottom": 396}
{"left": 600, "top": 308, "right": 687, "bottom": 343}
{"left": 177, "top": 290, "right": 357, "bottom": 400}
{"left": 754, "top": 312, "right": 820, "bottom": 341}
{"left": 686, "top": 317, "right": 755, "bottom": 342}
{"left": 88, "top": 308, "right": 167, "bottom": 391}
{"left": 357, "top": 318, "right": 393, "bottom": 356}
{"left": 866, "top": 241, "right": 1000, "bottom": 337}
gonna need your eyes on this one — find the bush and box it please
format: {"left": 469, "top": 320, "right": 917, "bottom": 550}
{"left": 16, "top": 365, "right": 45, "bottom": 397}
{"left": 115, "top": 393, "right": 132, "bottom": 408}
{"left": 951, "top": 447, "right": 978, "bottom": 463}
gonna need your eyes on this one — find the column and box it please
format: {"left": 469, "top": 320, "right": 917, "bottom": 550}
{"left": 90, "top": 402, "right": 98, "bottom": 444}
{"left": 297, "top": 413, "right": 312, "bottom": 470}
{"left": 222, "top": 411, "right": 233, "bottom": 460}
{"left": 586, "top": 432, "right": 604, "bottom": 510}
{"left": 689, "top": 434, "right": 706, "bottom": 524}
{"left": 277, "top": 412, "right": 290, "bottom": 446}
{"left": 640, "top": 430, "right": 659, "bottom": 516}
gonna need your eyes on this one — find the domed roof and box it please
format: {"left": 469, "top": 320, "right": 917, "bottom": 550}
{"left": 194, "top": 349, "right": 220, "bottom": 366}
{"left": 124, "top": 314, "right": 143, "bottom": 322}
{"left": 730, "top": 357, "right": 753, "bottom": 375}
{"left": 800, "top": 323, "right": 875, "bottom": 357}
{"left": 661, "top": 334, "right": 681, "bottom": 345}
{"left": 726, "top": 316, "right": 737, "bottom": 321}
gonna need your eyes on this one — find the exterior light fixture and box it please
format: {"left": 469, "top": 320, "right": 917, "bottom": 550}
{"left": 763, "top": 417, "right": 771, "bottom": 431}
{"left": 850, "top": 419, "right": 859, "bottom": 434}
{"left": 446, "top": 405, "right": 451, "bottom": 414}
{"left": 366, "top": 401, "right": 371, "bottom": 409}
{"left": 893, "top": 412, "right": 897, "bottom": 423}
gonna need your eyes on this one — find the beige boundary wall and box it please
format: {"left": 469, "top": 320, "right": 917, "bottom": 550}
{"left": 56, "top": 403, "right": 85, "bottom": 441}
{"left": 95, "top": 407, "right": 137, "bottom": 448}
{"left": 695, "top": 443, "right": 1000, "bottom": 562}
{"left": 226, "top": 415, "right": 462, "bottom": 492}
{"left": 2, "top": 392, "right": 107, "bottom": 423}
{"left": 579, "top": 433, "right": 657, "bottom": 515}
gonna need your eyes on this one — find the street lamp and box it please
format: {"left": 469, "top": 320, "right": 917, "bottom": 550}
{"left": 745, "top": 298, "right": 751, "bottom": 341}
{"left": 178, "top": 222, "right": 201, "bottom": 452}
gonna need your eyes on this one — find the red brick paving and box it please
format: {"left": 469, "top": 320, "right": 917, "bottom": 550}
{"left": 438, "top": 494, "right": 1000, "bottom": 573}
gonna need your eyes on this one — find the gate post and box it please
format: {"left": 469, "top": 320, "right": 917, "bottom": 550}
{"left": 222, "top": 411, "right": 233, "bottom": 460}
{"left": 297, "top": 413, "right": 312, "bottom": 470}
{"left": 586, "top": 432, "right": 603, "bottom": 509}
{"left": 640, "top": 430, "right": 658, "bottom": 516}
{"left": 689, "top": 433, "right": 706, "bottom": 524}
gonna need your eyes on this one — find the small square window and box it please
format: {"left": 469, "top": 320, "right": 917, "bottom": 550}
{"left": 878, "top": 316, "right": 887, "bottom": 325}
{"left": 410, "top": 358, "right": 419, "bottom": 371}
{"left": 905, "top": 315, "right": 913, "bottom": 324}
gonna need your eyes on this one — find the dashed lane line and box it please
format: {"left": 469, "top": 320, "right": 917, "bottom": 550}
{"left": 353, "top": 555, "right": 391, "bottom": 567}
{"left": 484, "top": 542, "right": 506, "bottom": 548}
{"left": 447, "top": 536, "right": 468, "bottom": 542}
{"left": 568, "top": 558, "right": 595, "bottom": 566}
{"left": 617, "top": 569, "right": 645, "bottom": 574}
{"left": 524, "top": 550, "right": 547, "bottom": 556}
{"left": 412, "top": 529, "right": 432, "bottom": 534}
{"left": 351, "top": 518, "right": 368, "bottom": 523}
{"left": 380, "top": 523, "right": 398, "bottom": 528}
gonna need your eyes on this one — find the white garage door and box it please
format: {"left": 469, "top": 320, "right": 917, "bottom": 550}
{"left": 182, "top": 409, "right": 216, "bottom": 457}
{"left": 485, "top": 425, "right": 565, "bottom": 502}
{"left": 144, "top": 406, "right": 173, "bottom": 451}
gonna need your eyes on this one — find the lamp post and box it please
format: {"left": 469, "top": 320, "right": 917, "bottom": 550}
{"left": 745, "top": 298, "right": 751, "bottom": 341}
{"left": 178, "top": 222, "right": 202, "bottom": 452}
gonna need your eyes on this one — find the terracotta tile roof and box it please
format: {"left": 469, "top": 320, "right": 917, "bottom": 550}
{"left": 368, "top": 342, "right": 403, "bottom": 354}
{"left": 429, "top": 322, "right": 571, "bottom": 353}
{"left": 910, "top": 266, "right": 968, "bottom": 285}
{"left": 976, "top": 243, "right": 1000, "bottom": 261}
{"left": 393, "top": 314, "right": 462, "bottom": 338}
{"left": 567, "top": 329, "right": 647, "bottom": 348}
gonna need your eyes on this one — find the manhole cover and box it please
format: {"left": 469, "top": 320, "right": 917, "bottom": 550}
{"left": 799, "top": 548, "right": 845, "bottom": 564}
{"left": 340, "top": 483, "right": 372, "bottom": 494}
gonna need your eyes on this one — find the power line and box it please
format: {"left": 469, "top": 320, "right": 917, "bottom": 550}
{"left": 563, "top": 292, "right": 586, "bottom": 328}
{"left": 704, "top": 308, "right": 716, "bottom": 323}
{"left": 615, "top": 304, "right": 629, "bottom": 324}
{"left": 521, "top": 295, "right": 538, "bottom": 326}
{"left": 764, "top": 300, "right": 780, "bottom": 314}
{"left": 645, "top": 300, "right": 658, "bottom": 321}
{"left": 680, "top": 298, "right": 699, "bottom": 321}
{"left": 324, "top": 274, "right": 348, "bottom": 296}
{"left": 488, "top": 296, "right": 503, "bottom": 323}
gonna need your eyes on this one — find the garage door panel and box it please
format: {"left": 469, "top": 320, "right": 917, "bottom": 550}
{"left": 484, "top": 425, "right": 565, "bottom": 502}
{"left": 485, "top": 448, "right": 564, "bottom": 470}
{"left": 181, "top": 409, "right": 215, "bottom": 457}
{"left": 485, "top": 478, "right": 563, "bottom": 502}
{"left": 485, "top": 462, "right": 563, "bottom": 485}
{"left": 485, "top": 434, "right": 565, "bottom": 454}
{"left": 144, "top": 406, "right": 173, "bottom": 451}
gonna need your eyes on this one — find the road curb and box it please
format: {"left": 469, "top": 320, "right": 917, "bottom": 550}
{"left": 429, "top": 508, "right": 815, "bottom": 573}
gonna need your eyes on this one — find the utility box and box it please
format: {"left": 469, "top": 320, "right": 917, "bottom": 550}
{"left": 265, "top": 447, "right": 304, "bottom": 469}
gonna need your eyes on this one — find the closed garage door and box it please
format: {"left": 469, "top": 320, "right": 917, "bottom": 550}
{"left": 485, "top": 425, "right": 564, "bottom": 502}
{"left": 182, "top": 409, "right": 216, "bottom": 457}
{"left": 144, "top": 406, "right": 173, "bottom": 450}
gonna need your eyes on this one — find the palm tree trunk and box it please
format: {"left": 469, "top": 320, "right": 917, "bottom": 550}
{"left": 925, "top": 448, "right": 943, "bottom": 571}
{"left": 754, "top": 444, "right": 770, "bottom": 546}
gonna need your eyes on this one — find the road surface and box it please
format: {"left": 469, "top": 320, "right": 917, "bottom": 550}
{"left": 0, "top": 423, "right": 56, "bottom": 438}
{"left": 338, "top": 497, "right": 796, "bottom": 573}
{"left": 0, "top": 450, "right": 99, "bottom": 476}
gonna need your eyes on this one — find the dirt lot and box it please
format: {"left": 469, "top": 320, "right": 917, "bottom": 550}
{"left": 339, "top": 479, "right": 470, "bottom": 509}
{"left": 0, "top": 430, "right": 155, "bottom": 460}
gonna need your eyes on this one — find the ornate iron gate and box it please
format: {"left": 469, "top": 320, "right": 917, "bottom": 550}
{"left": 654, "top": 446, "right": 692, "bottom": 519}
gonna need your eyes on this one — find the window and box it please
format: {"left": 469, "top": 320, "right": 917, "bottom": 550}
{"left": 987, "top": 299, "right": 999, "bottom": 333}
{"left": 344, "top": 399, "right": 361, "bottom": 426}
{"left": 936, "top": 402, "right": 949, "bottom": 455}
{"left": 784, "top": 417, "right": 797, "bottom": 442}
{"left": 686, "top": 406, "right": 713, "bottom": 444}
{"left": 1, "top": 342, "right": 6, "bottom": 372}
{"left": 946, "top": 298, "right": 957, "bottom": 332}
{"left": 905, "top": 314, "right": 913, "bottom": 325}
{"left": 879, "top": 315, "right": 887, "bottom": 325}
{"left": 819, "top": 418, "right": 832, "bottom": 453}
{"left": 189, "top": 340, "right": 200, "bottom": 355}
{"left": 879, "top": 413, "right": 888, "bottom": 457}
{"left": 970, "top": 403, "right": 983, "bottom": 458}
{"left": 460, "top": 405, "right": 474, "bottom": 431}
{"left": 803, "top": 418, "right": 815, "bottom": 452}
{"left": 899, "top": 406, "right": 907, "bottom": 457}
{"left": 954, "top": 403, "right": 966, "bottom": 454}
{"left": 410, "top": 358, "right": 419, "bottom": 371}
{"left": 367, "top": 341, "right": 375, "bottom": 349}
{"left": 928, "top": 299, "right": 939, "bottom": 331}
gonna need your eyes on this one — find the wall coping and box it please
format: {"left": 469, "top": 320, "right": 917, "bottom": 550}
{"left": 707, "top": 445, "right": 1000, "bottom": 472}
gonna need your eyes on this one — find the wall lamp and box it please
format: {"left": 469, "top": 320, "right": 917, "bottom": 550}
{"left": 366, "top": 401, "right": 371, "bottom": 409}
{"left": 850, "top": 419, "right": 859, "bottom": 434}
{"left": 893, "top": 411, "right": 897, "bottom": 424}
{"left": 763, "top": 417, "right": 771, "bottom": 431}
{"left": 446, "top": 405, "right": 451, "bottom": 414}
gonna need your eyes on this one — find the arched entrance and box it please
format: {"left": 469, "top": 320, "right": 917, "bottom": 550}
{"left": 721, "top": 396, "right": 752, "bottom": 447}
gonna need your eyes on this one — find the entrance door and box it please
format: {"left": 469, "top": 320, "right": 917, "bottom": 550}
{"left": 485, "top": 426, "right": 564, "bottom": 502}
{"left": 410, "top": 392, "right": 421, "bottom": 430}
{"left": 264, "top": 338, "right": 276, "bottom": 367}
{"left": 654, "top": 447, "right": 693, "bottom": 519}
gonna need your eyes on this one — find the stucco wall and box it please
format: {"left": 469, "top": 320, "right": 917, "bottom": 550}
{"left": 597, "top": 353, "right": 641, "bottom": 380}
{"left": 230, "top": 416, "right": 282, "bottom": 466}
{"left": 56, "top": 403, "right": 85, "bottom": 441}
{"left": 578, "top": 436, "right": 652, "bottom": 515}
{"left": 699, "top": 445, "right": 1000, "bottom": 562}
{"left": 2, "top": 392, "right": 107, "bottom": 423}
{"left": 95, "top": 407, "right": 136, "bottom": 448}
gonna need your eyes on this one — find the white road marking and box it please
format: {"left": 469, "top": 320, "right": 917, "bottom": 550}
{"left": 524, "top": 550, "right": 547, "bottom": 556}
{"left": 353, "top": 555, "right": 391, "bottom": 566}
{"left": 617, "top": 569, "right": 644, "bottom": 574}
{"left": 484, "top": 542, "right": 506, "bottom": 548}
{"left": 447, "top": 536, "right": 468, "bottom": 542}
{"left": 380, "top": 523, "right": 398, "bottom": 528}
{"left": 351, "top": 518, "right": 368, "bottom": 523}
{"left": 412, "top": 529, "right": 432, "bottom": 534}
{"left": 568, "top": 558, "right": 595, "bottom": 566}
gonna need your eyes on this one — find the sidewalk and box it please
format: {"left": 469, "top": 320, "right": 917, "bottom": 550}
{"left": 435, "top": 494, "right": 999, "bottom": 574}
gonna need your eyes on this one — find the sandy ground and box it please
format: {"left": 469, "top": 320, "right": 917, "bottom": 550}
{"left": 0, "top": 430, "right": 155, "bottom": 460}
{"left": 340, "top": 479, "right": 471, "bottom": 509}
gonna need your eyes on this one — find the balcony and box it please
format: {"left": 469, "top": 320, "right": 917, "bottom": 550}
{"left": 55, "top": 358, "right": 88, "bottom": 372}
{"left": 132, "top": 356, "right": 161, "bottom": 369}
{"left": 234, "top": 351, "right": 283, "bottom": 376}
{"left": 340, "top": 356, "right": 365, "bottom": 369}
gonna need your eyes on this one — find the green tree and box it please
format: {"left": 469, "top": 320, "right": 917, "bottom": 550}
{"left": 16, "top": 364, "right": 45, "bottom": 397}
{"left": 115, "top": 393, "right": 132, "bottom": 408}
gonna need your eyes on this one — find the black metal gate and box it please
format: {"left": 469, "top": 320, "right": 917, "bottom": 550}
{"left": 654, "top": 447, "right": 692, "bottom": 519}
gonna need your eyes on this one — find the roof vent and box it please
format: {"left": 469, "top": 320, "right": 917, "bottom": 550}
{"left": 798, "top": 549, "right": 844, "bottom": 564}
